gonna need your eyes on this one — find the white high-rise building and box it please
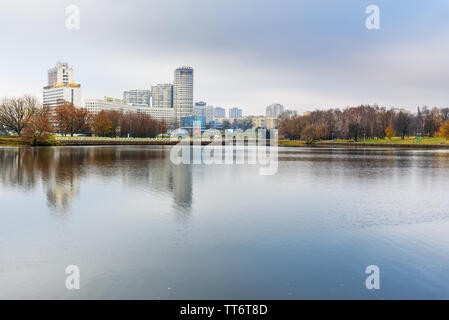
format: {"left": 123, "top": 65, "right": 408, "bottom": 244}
{"left": 123, "top": 90, "right": 151, "bottom": 106}
{"left": 43, "top": 84, "right": 82, "bottom": 109}
{"left": 151, "top": 84, "right": 173, "bottom": 108}
{"left": 173, "top": 66, "right": 193, "bottom": 125}
{"left": 43, "top": 62, "right": 81, "bottom": 111}
{"left": 47, "top": 62, "right": 73, "bottom": 86}
{"left": 266, "top": 103, "right": 284, "bottom": 118}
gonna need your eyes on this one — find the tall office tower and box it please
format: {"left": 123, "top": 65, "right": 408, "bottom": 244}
{"left": 47, "top": 62, "right": 73, "bottom": 86}
{"left": 193, "top": 102, "right": 214, "bottom": 124}
{"left": 151, "top": 84, "right": 173, "bottom": 108}
{"left": 266, "top": 103, "right": 284, "bottom": 118}
{"left": 229, "top": 107, "right": 243, "bottom": 119}
{"left": 123, "top": 90, "right": 151, "bottom": 106}
{"left": 173, "top": 66, "right": 193, "bottom": 125}
{"left": 213, "top": 106, "right": 226, "bottom": 118}
{"left": 43, "top": 62, "right": 81, "bottom": 112}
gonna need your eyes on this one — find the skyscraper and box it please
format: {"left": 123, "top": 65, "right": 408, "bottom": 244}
{"left": 47, "top": 62, "right": 73, "bottom": 86}
{"left": 229, "top": 107, "right": 242, "bottom": 119}
{"left": 173, "top": 66, "right": 193, "bottom": 125}
{"left": 213, "top": 107, "right": 226, "bottom": 118}
{"left": 123, "top": 90, "right": 151, "bottom": 106}
{"left": 266, "top": 103, "right": 284, "bottom": 118}
{"left": 151, "top": 84, "right": 173, "bottom": 108}
{"left": 43, "top": 62, "right": 81, "bottom": 111}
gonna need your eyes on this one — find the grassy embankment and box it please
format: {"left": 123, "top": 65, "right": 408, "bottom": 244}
{"left": 2, "top": 134, "right": 447, "bottom": 148}
{"left": 0, "top": 135, "right": 62, "bottom": 146}
{"left": 0, "top": 135, "right": 26, "bottom": 146}
{"left": 279, "top": 136, "right": 448, "bottom": 147}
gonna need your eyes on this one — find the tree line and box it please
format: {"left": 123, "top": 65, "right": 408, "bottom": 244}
{"left": 0, "top": 95, "right": 167, "bottom": 145}
{"left": 220, "top": 118, "right": 253, "bottom": 131}
{"left": 3, "top": 96, "right": 449, "bottom": 145}
{"left": 279, "top": 105, "right": 449, "bottom": 142}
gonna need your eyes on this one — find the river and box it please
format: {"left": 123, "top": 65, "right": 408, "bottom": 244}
{"left": 1, "top": 146, "right": 449, "bottom": 299}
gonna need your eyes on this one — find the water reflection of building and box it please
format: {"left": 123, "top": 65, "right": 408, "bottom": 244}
{"left": 0, "top": 147, "right": 193, "bottom": 219}
{"left": 45, "top": 176, "right": 80, "bottom": 213}
{"left": 172, "top": 164, "right": 192, "bottom": 212}
{"left": 145, "top": 151, "right": 193, "bottom": 218}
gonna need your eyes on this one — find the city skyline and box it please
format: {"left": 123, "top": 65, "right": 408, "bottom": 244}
{"left": 1, "top": 1, "right": 449, "bottom": 114}
{"left": 42, "top": 61, "right": 255, "bottom": 119}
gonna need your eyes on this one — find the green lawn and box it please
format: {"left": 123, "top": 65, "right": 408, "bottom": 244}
{"left": 322, "top": 136, "right": 447, "bottom": 145}
{"left": 0, "top": 135, "right": 62, "bottom": 146}
{"left": 279, "top": 136, "right": 448, "bottom": 147}
{"left": 278, "top": 140, "right": 308, "bottom": 146}
{"left": 0, "top": 135, "right": 26, "bottom": 146}
{"left": 3, "top": 134, "right": 447, "bottom": 147}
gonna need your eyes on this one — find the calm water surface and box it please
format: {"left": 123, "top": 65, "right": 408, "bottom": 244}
{"left": 1, "top": 146, "right": 449, "bottom": 299}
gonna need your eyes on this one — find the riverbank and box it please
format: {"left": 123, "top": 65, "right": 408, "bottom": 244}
{"left": 2, "top": 135, "right": 449, "bottom": 149}
{"left": 57, "top": 136, "right": 178, "bottom": 146}
{"left": 279, "top": 137, "right": 449, "bottom": 149}
{"left": 0, "top": 136, "right": 26, "bottom": 146}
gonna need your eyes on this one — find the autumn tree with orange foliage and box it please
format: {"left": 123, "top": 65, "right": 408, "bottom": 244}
{"left": 104, "top": 110, "right": 122, "bottom": 136}
{"left": 301, "top": 124, "right": 318, "bottom": 143}
{"left": 279, "top": 115, "right": 310, "bottom": 140}
{"left": 21, "top": 107, "right": 54, "bottom": 145}
{"left": 93, "top": 110, "right": 113, "bottom": 136}
{"left": 438, "top": 120, "right": 449, "bottom": 140}
{"left": 385, "top": 125, "right": 396, "bottom": 139}
{"left": 54, "top": 101, "right": 91, "bottom": 136}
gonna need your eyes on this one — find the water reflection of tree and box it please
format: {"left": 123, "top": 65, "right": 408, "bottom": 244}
{"left": 0, "top": 148, "right": 84, "bottom": 212}
{"left": 0, "top": 147, "right": 193, "bottom": 219}
{"left": 0, "top": 148, "right": 45, "bottom": 191}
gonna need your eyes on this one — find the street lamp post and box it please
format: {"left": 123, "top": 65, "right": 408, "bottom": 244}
{"left": 416, "top": 132, "right": 422, "bottom": 144}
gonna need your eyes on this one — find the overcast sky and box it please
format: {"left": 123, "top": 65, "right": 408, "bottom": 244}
{"left": 0, "top": 0, "right": 448, "bottom": 115}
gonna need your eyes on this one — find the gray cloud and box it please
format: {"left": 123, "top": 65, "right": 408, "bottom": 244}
{"left": 0, "top": 0, "right": 448, "bottom": 114}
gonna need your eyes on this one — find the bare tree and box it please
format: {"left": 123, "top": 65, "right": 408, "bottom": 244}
{"left": 424, "top": 107, "right": 442, "bottom": 137}
{"left": 98, "top": 111, "right": 168, "bottom": 138}
{"left": 279, "top": 109, "right": 298, "bottom": 120}
{"left": 21, "top": 107, "right": 54, "bottom": 145}
{"left": 394, "top": 111, "right": 413, "bottom": 139}
{"left": 0, "top": 95, "right": 39, "bottom": 135}
{"left": 279, "top": 114, "right": 311, "bottom": 140}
